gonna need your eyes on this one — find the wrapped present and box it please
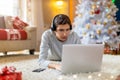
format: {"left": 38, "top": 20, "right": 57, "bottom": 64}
{"left": 0, "top": 66, "right": 22, "bottom": 80}
{"left": 104, "top": 47, "right": 111, "bottom": 54}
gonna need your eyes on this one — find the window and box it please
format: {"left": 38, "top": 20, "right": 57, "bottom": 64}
{"left": 0, "top": 0, "right": 19, "bottom": 16}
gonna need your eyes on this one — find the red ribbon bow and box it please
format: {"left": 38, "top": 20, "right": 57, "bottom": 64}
{"left": 0, "top": 66, "right": 16, "bottom": 75}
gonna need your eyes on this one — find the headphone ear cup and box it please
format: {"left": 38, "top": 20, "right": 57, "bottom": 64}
{"left": 51, "top": 23, "right": 55, "bottom": 31}
{"left": 51, "top": 16, "right": 56, "bottom": 31}
{"left": 51, "top": 23, "right": 54, "bottom": 31}
{"left": 70, "top": 25, "right": 72, "bottom": 30}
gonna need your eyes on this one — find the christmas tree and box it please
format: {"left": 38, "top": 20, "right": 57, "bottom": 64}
{"left": 73, "top": 0, "right": 119, "bottom": 47}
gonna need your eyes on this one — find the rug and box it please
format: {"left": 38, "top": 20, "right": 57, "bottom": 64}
{"left": 0, "top": 53, "right": 120, "bottom": 80}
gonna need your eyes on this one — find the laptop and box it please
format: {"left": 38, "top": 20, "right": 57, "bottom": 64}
{"left": 61, "top": 44, "right": 104, "bottom": 74}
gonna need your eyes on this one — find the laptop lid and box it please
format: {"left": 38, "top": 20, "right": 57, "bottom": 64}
{"left": 61, "top": 44, "right": 104, "bottom": 74}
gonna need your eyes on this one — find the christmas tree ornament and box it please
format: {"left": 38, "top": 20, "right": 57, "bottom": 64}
{"left": 111, "top": 21, "right": 117, "bottom": 25}
{"left": 105, "top": 8, "right": 109, "bottom": 12}
{"left": 90, "top": 10, "right": 94, "bottom": 15}
{"left": 106, "top": 13, "right": 110, "bottom": 17}
{"left": 107, "top": 2, "right": 112, "bottom": 8}
{"left": 97, "top": 21, "right": 101, "bottom": 25}
{"left": 108, "top": 29, "right": 112, "bottom": 34}
{"left": 103, "top": 21, "right": 107, "bottom": 26}
{"left": 91, "top": 4, "right": 97, "bottom": 9}
{"left": 82, "top": 32, "right": 86, "bottom": 36}
{"left": 94, "top": 8, "right": 101, "bottom": 14}
{"left": 96, "top": 30, "right": 101, "bottom": 35}
{"left": 78, "top": 13, "right": 83, "bottom": 17}
{"left": 86, "top": 24, "right": 90, "bottom": 29}
{"left": 107, "top": 15, "right": 111, "bottom": 19}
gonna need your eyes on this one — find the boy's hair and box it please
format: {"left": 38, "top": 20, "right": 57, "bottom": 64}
{"left": 51, "top": 14, "right": 72, "bottom": 31}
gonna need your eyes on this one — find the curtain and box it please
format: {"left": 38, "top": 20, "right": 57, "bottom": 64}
{"left": 0, "top": 0, "right": 19, "bottom": 16}
{"left": 20, "top": 0, "right": 34, "bottom": 25}
{"left": 26, "top": 0, "right": 32, "bottom": 25}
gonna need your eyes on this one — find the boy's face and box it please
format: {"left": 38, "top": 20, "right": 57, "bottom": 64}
{"left": 54, "top": 24, "right": 71, "bottom": 42}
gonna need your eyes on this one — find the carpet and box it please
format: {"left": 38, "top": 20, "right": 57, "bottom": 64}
{"left": 0, "top": 53, "right": 120, "bottom": 80}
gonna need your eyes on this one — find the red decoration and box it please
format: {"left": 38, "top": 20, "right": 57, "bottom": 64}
{"left": 94, "top": 9, "right": 101, "bottom": 14}
{"left": 13, "top": 17, "right": 28, "bottom": 29}
{"left": 0, "top": 66, "right": 22, "bottom": 80}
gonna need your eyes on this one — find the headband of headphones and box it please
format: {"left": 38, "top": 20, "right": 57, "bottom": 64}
{"left": 51, "top": 14, "right": 72, "bottom": 31}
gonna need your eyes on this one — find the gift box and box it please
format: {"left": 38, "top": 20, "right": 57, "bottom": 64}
{"left": 0, "top": 66, "right": 22, "bottom": 80}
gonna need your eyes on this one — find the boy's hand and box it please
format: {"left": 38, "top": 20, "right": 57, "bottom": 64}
{"left": 48, "top": 63, "right": 61, "bottom": 71}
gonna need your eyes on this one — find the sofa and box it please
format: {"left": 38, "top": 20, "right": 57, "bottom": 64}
{"left": 0, "top": 16, "right": 36, "bottom": 55}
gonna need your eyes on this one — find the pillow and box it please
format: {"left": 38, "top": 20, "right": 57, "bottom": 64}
{"left": 13, "top": 17, "right": 28, "bottom": 29}
{"left": 4, "top": 16, "right": 13, "bottom": 29}
{"left": 0, "top": 29, "right": 27, "bottom": 40}
{"left": 0, "top": 16, "right": 6, "bottom": 29}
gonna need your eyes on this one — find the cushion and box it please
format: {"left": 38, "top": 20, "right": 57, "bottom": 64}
{"left": 0, "top": 16, "right": 6, "bottom": 29}
{"left": 4, "top": 16, "right": 13, "bottom": 29}
{"left": 13, "top": 17, "right": 28, "bottom": 29}
{"left": 0, "top": 29, "right": 27, "bottom": 40}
